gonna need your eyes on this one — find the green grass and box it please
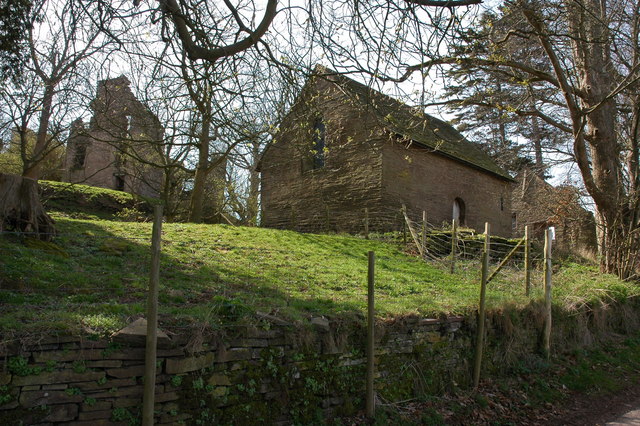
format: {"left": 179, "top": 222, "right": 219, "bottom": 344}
{"left": 1, "top": 211, "right": 638, "bottom": 336}
{"left": 1, "top": 183, "right": 637, "bottom": 335}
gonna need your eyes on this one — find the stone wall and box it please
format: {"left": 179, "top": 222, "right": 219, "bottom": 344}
{"left": 261, "top": 78, "right": 387, "bottom": 233}
{"left": 2, "top": 299, "right": 640, "bottom": 425}
{"left": 64, "top": 77, "right": 164, "bottom": 199}
{"left": 0, "top": 315, "right": 470, "bottom": 425}
{"left": 382, "top": 142, "right": 513, "bottom": 237}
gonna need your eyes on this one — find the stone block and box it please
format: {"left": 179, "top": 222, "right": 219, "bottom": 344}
{"left": 155, "top": 391, "right": 179, "bottom": 403}
{"left": 43, "top": 403, "right": 79, "bottom": 422}
{"left": 20, "top": 390, "right": 84, "bottom": 407}
{"left": 310, "top": 316, "right": 330, "bottom": 332}
{"left": 33, "top": 349, "right": 103, "bottom": 363}
{"left": 0, "top": 400, "right": 19, "bottom": 410}
{"left": 111, "top": 318, "right": 172, "bottom": 348}
{"left": 12, "top": 370, "right": 105, "bottom": 386}
{"left": 0, "top": 373, "right": 10, "bottom": 386}
{"left": 208, "top": 374, "right": 231, "bottom": 386}
{"left": 78, "top": 409, "right": 112, "bottom": 421}
{"left": 22, "top": 385, "right": 40, "bottom": 391}
{"left": 85, "top": 360, "right": 122, "bottom": 368}
{"left": 42, "top": 384, "right": 68, "bottom": 390}
{"left": 106, "top": 364, "right": 159, "bottom": 379}
{"left": 112, "top": 397, "right": 141, "bottom": 408}
{"left": 75, "top": 377, "right": 136, "bottom": 392}
{"left": 165, "top": 352, "right": 215, "bottom": 374}
{"left": 217, "top": 348, "right": 251, "bottom": 363}
{"left": 70, "top": 419, "right": 127, "bottom": 426}
{"left": 81, "top": 400, "right": 112, "bottom": 412}
{"left": 159, "top": 413, "right": 191, "bottom": 424}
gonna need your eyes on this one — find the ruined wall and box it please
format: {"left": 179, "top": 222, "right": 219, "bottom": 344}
{"left": 65, "top": 77, "right": 164, "bottom": 198}
{"left": 382, "top": 142, "right": 514, "bottom": 237}
{"left": 512, "top": 171, "right": 597, "bottom": 256}
{"left": 261, "top": 78, "right": 386, "bottom": 233}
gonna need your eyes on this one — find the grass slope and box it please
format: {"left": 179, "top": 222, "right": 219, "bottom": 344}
{"left": 1, "top": 211, "right": 636, "bottom": 336}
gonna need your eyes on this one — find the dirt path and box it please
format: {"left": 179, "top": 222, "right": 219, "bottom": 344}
{"left": 548, "top": 383, "right": 640, "bottom": 425}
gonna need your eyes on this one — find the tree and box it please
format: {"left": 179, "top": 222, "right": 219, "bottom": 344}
{"left": 0, "top": 0, "right": 33, "bottom": 80}
{"left": 391, "top": 0, "right": 639, "bottom": 278}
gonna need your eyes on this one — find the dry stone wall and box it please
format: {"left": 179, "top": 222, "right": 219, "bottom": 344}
{"left": 0, "top": 316, "right": 470, "bottom": 425}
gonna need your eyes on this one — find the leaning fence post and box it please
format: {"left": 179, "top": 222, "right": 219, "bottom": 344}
{"left": 401, "top": 206, "right": 407, "bottom": 244}
{"left": 143, "top": 204, "right": 163, "bottom": 426}
{"left": 542, "top": 228, "right": 553, "bottom": 359}
{"left": 524, "top": 225, "right": 531, "bottom": 296}
{"left": 450, "top": 219, "right": 458, "bottom": 273}
{"left": 366, "top": 251, "right": 376, "bottom": 418}
{"left": 421, "top": 211, "right": 427, "bottom": 257}
{"left": 473, "top": 222, "right": 490, "bottom": 389}
{"left": 364, "top": 208, "right": 369, "bottom": 240}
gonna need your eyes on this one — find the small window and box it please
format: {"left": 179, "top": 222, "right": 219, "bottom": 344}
{"left": 72, "top": 143, "right": 87, "bottom": 169}
{"left": 453, "top": 197, "right": 466, "bottom": 224}
{"left": 512, "top": 213, "right": 517, "bottom": 231}
{"left": 312, "top": 118, "right": 325, "bottom": 169}
{"left": 500, "top": 196, "right": 504, "bottom": 211}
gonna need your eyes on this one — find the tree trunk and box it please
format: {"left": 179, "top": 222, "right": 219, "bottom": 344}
{"left": 0, "top": 173, "right": 56, "bottom": 240}
{"left": 188, "top": 117, "right": 211, "bottom": 223}
{"left": 23, "top": 83, "right": 55, "bottom": 180}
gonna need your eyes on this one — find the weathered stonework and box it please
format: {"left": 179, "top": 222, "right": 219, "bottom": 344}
{"left": 64, "top": 76, "right": 164, "bottom": 198}
{"left": 261, "top": 70, "right": 514, "bottom": 236}
{"left": 2, "top": 300, "right": 638, "bottom": 425}
{"left": 512, "top": 170, "right": 597, "bottom": 256}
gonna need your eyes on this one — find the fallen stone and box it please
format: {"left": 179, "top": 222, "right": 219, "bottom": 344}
{"left": 310, "top": 316, "right": 330, "bottom": 332}
{"left": 111, "top": 318, "right": 172, "bottom": 348}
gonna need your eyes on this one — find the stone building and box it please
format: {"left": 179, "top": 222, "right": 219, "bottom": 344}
{"left": 512, "top": 170, "right": 597, "bottom": 257}
{"left": 64, "top": 77, "right": 164, "bottom": 198}
{"left": 260, "top": 69, "right": 514, "bottom": 236}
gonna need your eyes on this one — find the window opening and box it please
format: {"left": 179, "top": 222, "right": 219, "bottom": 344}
{"left": 72, "top": 143, "right": 87, "bottom": 169}
{"left": 312, "top": 118, "right": 325, "bottom": 169}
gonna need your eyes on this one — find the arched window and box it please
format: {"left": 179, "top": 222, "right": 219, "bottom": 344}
{"left": 453, "top": 197, "right": 466, "bottom": 224}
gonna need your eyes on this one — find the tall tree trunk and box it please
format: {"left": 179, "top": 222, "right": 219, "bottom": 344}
{"left": 23, "top": 83, "right": 55, "bottom": 180}
{"left": 530, "top": 116, "right": 544, "bottom": 177}
{"left": 188, "top": 117, "right": 211, "bottom": 223}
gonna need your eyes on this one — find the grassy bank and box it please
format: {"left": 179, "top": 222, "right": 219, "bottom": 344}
{"left": 1, "top": 212, "right": 636, "bottom": 337}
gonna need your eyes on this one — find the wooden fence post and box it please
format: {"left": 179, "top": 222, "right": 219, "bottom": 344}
{"left": 364, "top": 208, "right": 369, "bottom": 240}
{"left": 525, "top": 225, "right": 531, "bottom": 296}
{"left": 450, "top": 219, "right": 458, "bottom": 274}
{"left": 421, "top": 211, "right": 427, "bottom": 257}
{"left": 401, "top": 206, "right": 407, "bottom": 244}
{"left": 366, "top": 251, "right": 376, "bottom": 418}
{"left": 473, "top": 222, "right": 490, "bottom": 389}
{"left": 542, "top": 228, "right": 553, "bottom": 359}
{"left": 143, "top": 204, "right": 163, "bottom": 426}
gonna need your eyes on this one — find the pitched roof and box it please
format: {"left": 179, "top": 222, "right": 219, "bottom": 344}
{"left": 316, "top": 67, "right": 513, "bottom": 181}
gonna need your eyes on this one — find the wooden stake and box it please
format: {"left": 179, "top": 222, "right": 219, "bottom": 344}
{"left": 402, "top": 207, "right": 407, "bottom": 244}
{"left": 473, "top": 222, "right": 490, "bottom": 389}
{"left": 366, "top": 251, "right": 376, "bottom": 418}
{"left": 525, "top": 226, "right": 531, "bottom": 296}
{"left": 364, "top": 207, "right": 369, "bottom": 240}
{"left": 450, "top": 219, "right": 458, "bottom": 274}
{"left": 143, "top": 204, "right": 162, "bottom": 426}
{"left": 542, "top": 228, "right": 553, "bottom": 359}
{"left": 486, "top": 238, "right": 524, "bottom": 284}
{"left": 402, "top": 205, "right": 424, "bottom": 257}
{"left": 421, "top": 210, "right": 427, "bottom": 258}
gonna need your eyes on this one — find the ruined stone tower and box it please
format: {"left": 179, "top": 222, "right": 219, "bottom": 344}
{"left": 64, "top": 77, "right": 164, "bottom": 198}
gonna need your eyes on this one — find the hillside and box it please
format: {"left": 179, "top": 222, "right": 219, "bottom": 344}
{"left": 0, "top": 183, "right": 636, "bottom": 337}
